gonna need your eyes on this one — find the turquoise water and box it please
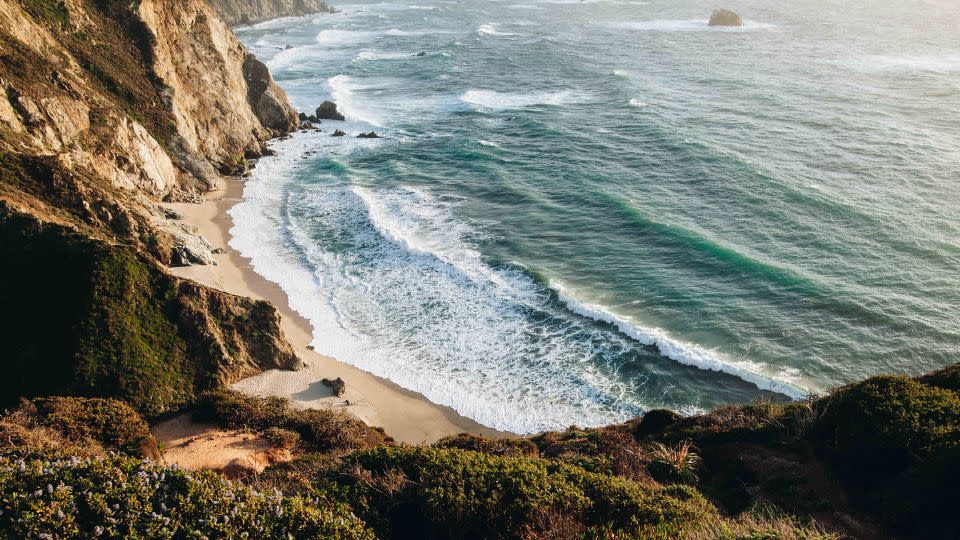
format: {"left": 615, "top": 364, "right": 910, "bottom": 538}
{"left": 232, "top": 0, "right": 960, "bottom": 433}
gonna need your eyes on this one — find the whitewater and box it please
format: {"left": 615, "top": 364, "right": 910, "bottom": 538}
{"left": 232, "top": 0, "right": 960, "bottom": 433}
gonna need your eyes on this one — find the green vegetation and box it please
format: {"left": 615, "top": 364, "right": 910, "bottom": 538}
{"left": 24, "top": 397, "right": 156, "bottom": 457}
{"left": 809, "top": 375, "right": 960, "bottom": 536}
{"left": 269, "top": 446, "right": 716, "bottom": 540}
{"left": 0, "top": 451, "right": 374, "bottom": 539}
{"left": 194, "top": 389, "right": 391, "bottom": 453}
{"left": 19, "top": 0, "right": 70, "bottom": 28}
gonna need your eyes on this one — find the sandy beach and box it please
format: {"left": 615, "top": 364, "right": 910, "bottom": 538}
{"left": 164, "top": 176, "right": 503, "bottom": 444}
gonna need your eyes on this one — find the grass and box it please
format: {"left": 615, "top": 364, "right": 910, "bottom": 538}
{"left": 647, "top": 441, "right": 702, "bottom": 485}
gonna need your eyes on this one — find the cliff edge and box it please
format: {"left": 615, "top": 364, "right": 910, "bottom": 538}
{"left": 206, "top": 0, "right": 335, "bottom": 26}
{"left": 0, "top": 0, "right": 301, "bottom": 415}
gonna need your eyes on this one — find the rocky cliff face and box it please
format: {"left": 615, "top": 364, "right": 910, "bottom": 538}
{"left": 0, "top": 0, "right": 301, "bottom": 415}
{"left": 206, "top": 0, "right": 334, "bottom": 26}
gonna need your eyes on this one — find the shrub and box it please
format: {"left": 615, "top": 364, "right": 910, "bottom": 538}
{"left": 433, "top": 433, "right": 538, "bottom": 457}
{"left": 325, "top": 446, "right": 715, "bottom": 539}
{"left": 0, "top": 450, "right": 374, "bottom": 539}
{"left": 808, "top": 375, "right": 960, "bottom": 536}
{"left": 30, "top": 397, "right": 157, "bottom": 458}
{"left": 194, "top": 390, "right": 390, "bottom": 453}
{"left": 530, "top": 426, "right": 652, "bottom": 482}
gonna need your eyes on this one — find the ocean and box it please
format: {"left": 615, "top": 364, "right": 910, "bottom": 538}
{"left": 231, "top": 0, "right": 960, "bottom": 433}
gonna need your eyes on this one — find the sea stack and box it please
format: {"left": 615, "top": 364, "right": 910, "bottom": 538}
{"left": 316, "top": 100, "right": 346, "bottom": 121}
{"left": 709, "top": 8, "right": 743, "bottom": 27}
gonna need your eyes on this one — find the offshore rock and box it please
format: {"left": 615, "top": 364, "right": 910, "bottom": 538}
{"left": 709, "top": 8, "right": 743, "bottom": 27}
{"left": 316, "top": 101, "right": 346, "bottom": 121}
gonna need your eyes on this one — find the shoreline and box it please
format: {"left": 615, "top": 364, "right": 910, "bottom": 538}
{"left": 164, "top": 176, "right": 505, "bottom": 444}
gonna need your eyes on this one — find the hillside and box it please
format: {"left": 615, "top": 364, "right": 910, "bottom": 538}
{"left": 0, "top": 0, "right": 301, "bottom": 415}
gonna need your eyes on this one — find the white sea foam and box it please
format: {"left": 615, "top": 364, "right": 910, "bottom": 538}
{"left": 613, "top": 69, "right": 630, "bottom": 78}
{"left": 266, "top": 46, "right": 318, "bottom": 70}
{"left": 550, "top": 283, "right": 808, "bottom": 399}
{"left": 316, "top": 29, "right": 381, "bottom": 45}
{"left": 327, "top": 75, "right": 383, "bottom": 126}
{"left": 628, "top": 98, "right": 648, "bottom": 108}
{"left": 461, "top": 89, "right": 582, "bottom": 110}
{"left": 230, "top": 141, "right": 653, "bottom": 432}
{"left": 477, "top": 23, "right": 517, "bottom": 37}
{"left": 478, "top": 139, "right": 501, "bottom": 148}
{"left": 353, "top": 50, "right": 416, "bottom": 62}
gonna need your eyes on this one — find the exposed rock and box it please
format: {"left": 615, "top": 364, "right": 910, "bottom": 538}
{"left": 0, "top": 0, "right": 304, "bottom": 414}
{"left": 316, "top": 101, "right": 346, "bottom": 121}
{"left": 357, "top": 131, "right": 380, "bottom": 139}
{"left": 322, "top": 377, "right": 347, "bottom": 397}
{"left": 159, "top": 221, "right": 219, "bottom": 266}
{"left": 242, "top": 53, "right": 299, "bottom": 132}
{"left": 206, "top": 0, "right": 336, "bottom": 26}
{"left": 708, "top": 8, "right": 743, "bottom": 27}
{"left": 416, "top": 51, "right": 427, "bottom": 57}
{"left": 332, "top": 129, "right": 346, "bottom": 137}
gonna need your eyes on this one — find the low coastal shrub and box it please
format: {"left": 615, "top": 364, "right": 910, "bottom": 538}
{"left": 0, "top": 450, "right": 374, "bottom": 539}
{"left": 433, "top": 432, "right": 538, "bottom": 457}
{"left": 320, "top": 446, "right": 715, "bottom": 539}
{"left": 809, "top": 375, "right": 960, "bottom": 536}
{"left": 530, "top": 426, "right": 652, "bottom": 482}
{"left": 0, "top": 397, "right": 158, "bottom": 459}
{"left": 194, "top": 389, "right": 391, "bottom": 453}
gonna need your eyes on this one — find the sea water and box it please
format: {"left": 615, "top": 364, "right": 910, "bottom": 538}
{"left": 231, "top": 0, "right": 960, "bottom": 433}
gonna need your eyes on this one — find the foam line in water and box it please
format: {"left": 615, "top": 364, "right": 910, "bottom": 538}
{"left": 461, "top": 89, "right": 583, "bottom": 110}
{"left": 550, "top": 283, "right": 808, "bottom": 399}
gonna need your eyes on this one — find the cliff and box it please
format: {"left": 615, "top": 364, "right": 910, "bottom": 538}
{"left": 0, "top": 0, "right": 301, "bottom": 415}
{"left": 206, "top": 0, "right": 335, "bottom": 26}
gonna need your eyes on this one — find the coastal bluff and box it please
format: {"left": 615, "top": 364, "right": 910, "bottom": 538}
{"left": 0, "top": 0, "right": 300, "bottom": 415}
{"left": 207, "top": 0, "right": 336, "bottom": 26}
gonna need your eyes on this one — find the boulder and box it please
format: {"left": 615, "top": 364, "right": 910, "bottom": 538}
{"left": 322, "top": 377, "right": 346, "bottom": 397}
{"left": 709, "top": 8, "right": 743, "bottom": 26}
{"left": 316, "top": 100, "right": 345, "bottom": 121}
{"left": 357, "top": 131, "right": 380, "bottom": 139}
{"left": 332, "top": 129, "right": 346, "bottom": 137}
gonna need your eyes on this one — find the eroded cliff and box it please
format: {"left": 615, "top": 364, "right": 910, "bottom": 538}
{"left": 206, "top": 0, "right": 335, "bottom": 26}
{"left": 0, "top": 0, "right": 301, "bottom": 415}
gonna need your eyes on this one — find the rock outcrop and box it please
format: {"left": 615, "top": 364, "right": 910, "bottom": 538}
{"left": 206, "top": 0, "right": 335, "bottom": 26}
{"left": 0, "top": 0, "right": 302, "bottom": 414}
{"left": 316, "top": 100, "right": 346, "bottom": 121}
{"left": 709, "top": 8, "right": 743, "bottom": 27}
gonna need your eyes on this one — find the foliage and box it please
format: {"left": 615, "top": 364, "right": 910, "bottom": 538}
{"left": 808, "top": 375, "right": 960, "bottom": 536}
{"left": 647, "top": 441, "right": 702, "bottom": 485}
{"left": 25, "top": 397, "right": 156, "bottom": 458}
{"left": 433, "top": 433, "right": 538, "bottom": 457}
{"left": 194, "top": 389, "right": 391, "bottom": 453}
{"left": 530, "top": 426, "right": 652, "bottom": 482}
{"left": 0, "top": 450, "right": 374, "bottom": 539}
{"left": 318, "top": 446, "right": 716, "bottom": 540}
